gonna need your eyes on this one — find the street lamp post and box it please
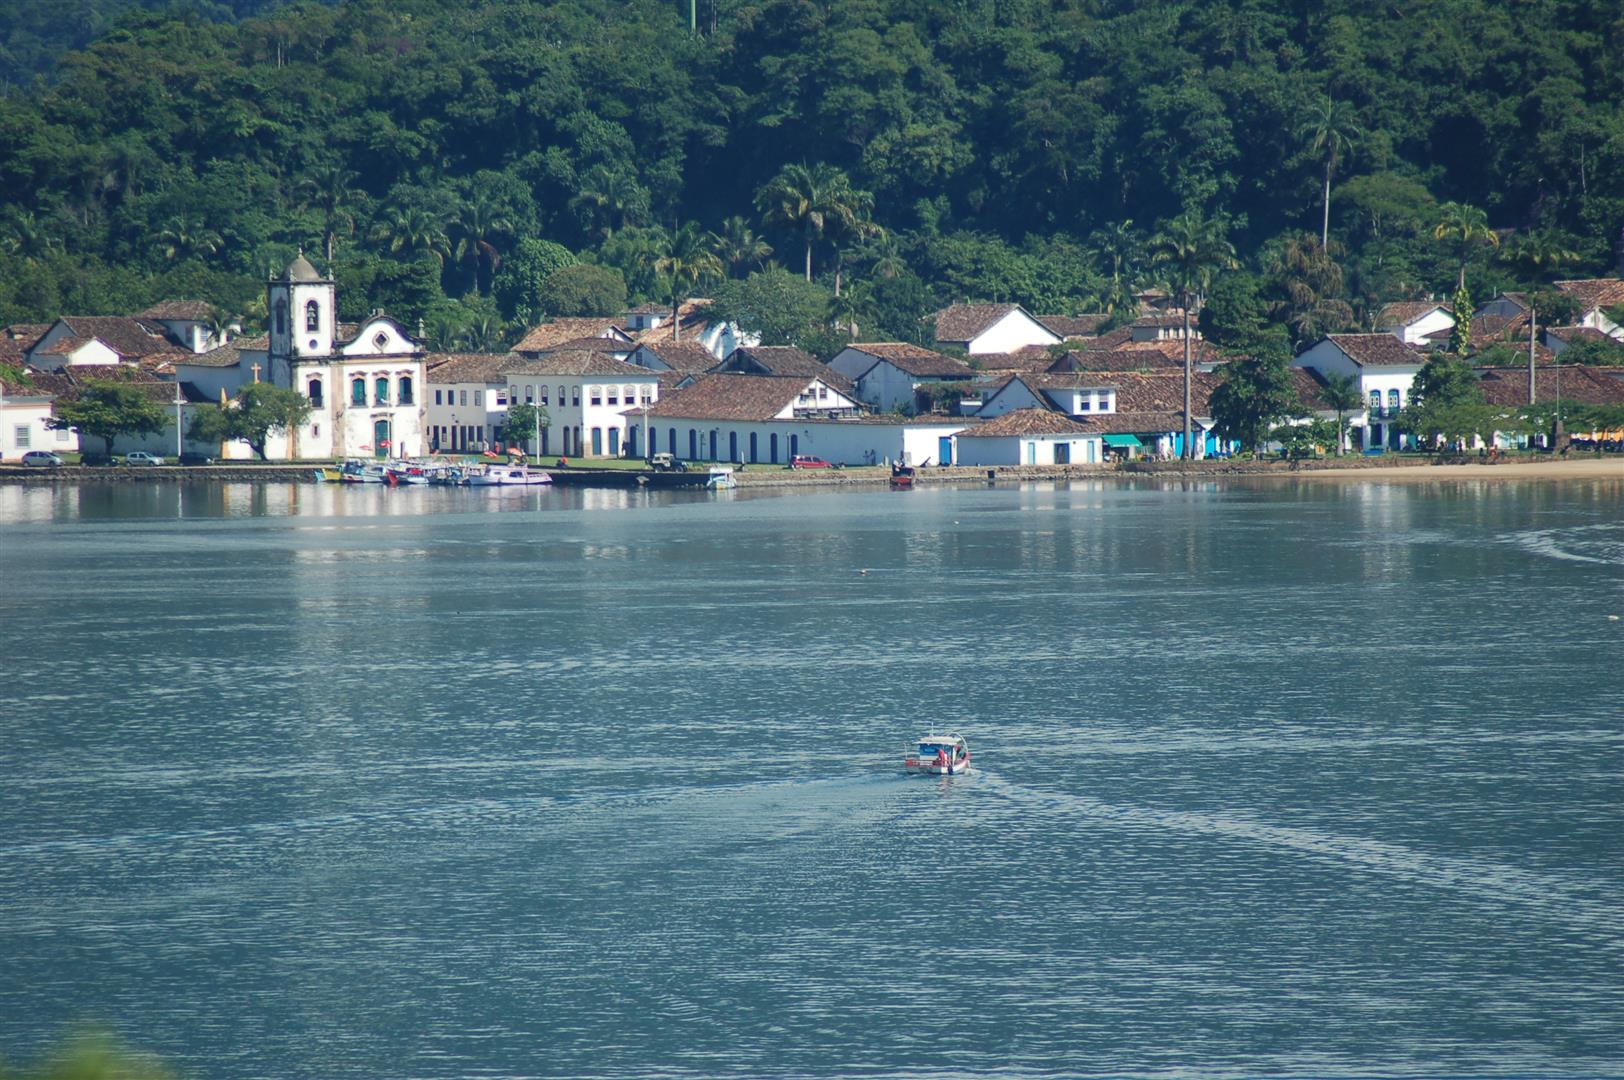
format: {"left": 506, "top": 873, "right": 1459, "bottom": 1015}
{"left": 534, "top": 407, "right": 541, "bottom": 465}
{"left": 172, "top": 383, "right": 185, "bottom": 460}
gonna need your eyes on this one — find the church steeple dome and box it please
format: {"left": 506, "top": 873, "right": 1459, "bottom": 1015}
{"left": 282, "top": 248, "right": 328, "bottom": 283}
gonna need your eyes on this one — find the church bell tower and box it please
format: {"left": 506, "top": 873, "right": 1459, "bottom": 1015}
{"left": 267, "top": 249, "right": 336, "bottom": 363}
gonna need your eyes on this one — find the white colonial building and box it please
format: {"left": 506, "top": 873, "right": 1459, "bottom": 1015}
{"left": 932, "top": 303, "right": 1061, "bottom": 354}
{"left": 424, "top": 354, "right": 514, "bottom": 452}
{"left": 828, "top": 342, "right": 976, "bottom": 413}
{"left": 1293, "top": 333, "right": 1428, "bottom": 452}
{"left": 501, "top": 351, "right": 661, "bottom": 458}
{"left": 953, "top": 408, "right": 1103, "bottom": 466}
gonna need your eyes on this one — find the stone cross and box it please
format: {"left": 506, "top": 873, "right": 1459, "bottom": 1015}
{"left": 250, "top": 362, "right": 261, "bottom": 384}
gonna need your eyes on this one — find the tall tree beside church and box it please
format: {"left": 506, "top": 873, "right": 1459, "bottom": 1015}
{"left": 1150, "top": 210, "right": 1238, "bottom": 458}
{"left": 189, "top": 383, "right": 312, "bottom": 461}
{"left": 299, "top": 166, "right": 362, "bottom": 264}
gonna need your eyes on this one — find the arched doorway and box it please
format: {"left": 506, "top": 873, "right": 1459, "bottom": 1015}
{"left": 373, "top": 419, "right": 390, "bottom": 458}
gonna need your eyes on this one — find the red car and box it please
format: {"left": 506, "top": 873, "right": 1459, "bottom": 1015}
{"left": 788, "top": 455, "right": 832, "bottom": 469}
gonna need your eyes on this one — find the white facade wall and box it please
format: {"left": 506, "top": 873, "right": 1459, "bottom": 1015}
{"left": 1389, "top": 308, "right": 1455, "bottom": 345}
{"left": 28, "top": 337, "right": 122, "bottom": 370}
{"left": 426, "top": 380, "right": 507, "bottom": 452}
{"left": 854, "top": 360, "right": 920, "bottom": 412}
{"left": 631, "top": 416, "right": 964, "bottom": 467}
{"left": 956, "top": 433, "right": 1103, "bottom": 466}
{"left": 503, "top": 372, "right": 660, "bottom": 458}
{"left": 1, "top": 399, "right": 77, "bottom": 459}
{"left": 966, "top": 311, "right": 1061, "bottom": 354}
{"left": 974, "top": 380, "right": 1048, "bottom": 418}
{"left": 1293, "top": 340, "right": 1421, "bottom": 450}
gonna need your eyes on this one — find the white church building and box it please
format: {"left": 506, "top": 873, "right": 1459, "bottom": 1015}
{"left": 255, "top": 252, "right": 427, "bottom": 459}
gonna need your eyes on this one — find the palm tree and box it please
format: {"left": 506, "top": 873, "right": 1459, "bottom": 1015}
{"left": 1149, "top": 210, "right": 1238, "bottom": 459}
{"left": 1318, "top": 371, "right": 1363, "bottom": 455}
{"left": 1088, "top": 219, "right": 1145, "bottom": 283}
{"left": 299, "top": 165, "right": 362, "bottom": 263}
{"left": 653, "top": 222, "right": 723, "bottom": 342}
{"left": 374, "top": 206, "right": 450, "bottom": 267}
{"left": 452, "top": 196, "right": 513, "bottom": 295}
{"left": 1266, "top": 233, "right": 1355, "bottom": 346}
{"left": 1432, "top": 201, "right": 1498, "bottom": 291}
{"left": 1500, "top": 229, "right": 1581, "bottom": 279}
{"left": 459, "top": 315, "right": 502, "bottom": 353}
{"left": 714, "top": 215, "right": 773, "bottom": 278}
{"left": 570, "top": 165, "right": 649, "bottom": 239}
{"left": 1, "top": 210, "right": 63, "bottom": 264}
{"left": 753, "top": 162, "right": 868, "bottom": 282}
{"left": 827, "top": 193, "right": 877, "bottom": 297}
{"left": 859, "top": 230, "right": 907, "bottom": 281}
{"left": 155, "top": 214, "right": 222, "bottom": 263}
{"left": 1296, "top": 96, "right": 1362, "bottom": 248}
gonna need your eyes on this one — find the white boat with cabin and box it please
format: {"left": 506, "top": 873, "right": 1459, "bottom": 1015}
{"left": 904, "top": 733, "right": 970, "bottom": 775}
{"left": 461, "top": 464, "right": 553, "bottom": 487}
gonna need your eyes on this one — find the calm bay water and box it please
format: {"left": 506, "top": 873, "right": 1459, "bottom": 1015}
{"left": 1, "top": 476, "right": 1622, "bottom": 1078}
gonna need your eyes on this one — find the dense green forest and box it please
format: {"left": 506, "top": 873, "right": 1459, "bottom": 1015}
{"left": 2, "top": 0, "right": 1623, "bottom": 355}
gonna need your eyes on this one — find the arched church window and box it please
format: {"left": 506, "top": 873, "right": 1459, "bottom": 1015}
{"left": 352, "top": 377, "right": 366, "bottom": 406}
{"left": 305, "top": 300, "right": 320, "bottom": 333}
{"left": 307, "top": 379, "right": 323, "bottom": 407}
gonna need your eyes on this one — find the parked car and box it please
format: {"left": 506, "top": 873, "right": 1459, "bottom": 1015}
{"left": 121, "top": 451, "right": 165, "bottom": 466}
{"left": 649, "top": 452, "right": 688, "bottom": 472}
{"left": 178, "top": 453, "right": 215, "bottom": 465}
{"left": 788, "top": 455, "right": 832, "bottom": 470}
{"left": 20, "top": 450, "right": 64, "bottom": 467}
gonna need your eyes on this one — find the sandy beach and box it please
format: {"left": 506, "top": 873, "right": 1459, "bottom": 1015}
{"left": 1275, "top": 458, "right": 1623, "bottom": 482}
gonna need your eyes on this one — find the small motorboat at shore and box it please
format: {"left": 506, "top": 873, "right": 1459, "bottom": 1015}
{"left": 905, "top": 732, "right": 969, "bottom": 775}
{"left": 461, "top": 463, "right": 553, "bottom": 487}
{"left": 889, "top": 463, "right": 915, "bottom": 489}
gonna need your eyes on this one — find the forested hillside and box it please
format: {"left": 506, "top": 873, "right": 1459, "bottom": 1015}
{"left": 2, "top": 0, "right": 1622, "bottom": 353}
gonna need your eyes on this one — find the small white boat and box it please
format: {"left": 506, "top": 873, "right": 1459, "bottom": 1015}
{"left": 706, "top": 466, "right": 738, "bottom": 490}
{"left": 338, "top": 460, "right": 389, "bottom": 484}
{"left": 905, "top": 733, "right": 970, "bottom": 775}
{"left": 462, "top": 464, "right": 553, "bottom": 487}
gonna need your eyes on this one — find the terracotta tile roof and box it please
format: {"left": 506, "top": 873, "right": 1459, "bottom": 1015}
{"left": 933, "top": 303, "right": 1020, "bottom": 343}
{"left": 973, "top": 345, "right": 1061, "bottom": 373}
{"left": 501, "top": 350, "right": 657, "bottom": 379}
{"left": 1544, "top": 325, "right": 1610, "bottom": 344}
{"left": 1035, "top": 314, "right": 1109, "bottom": 338}
{"left": 636, "top": 341, "right": 718, "bottom": 373}
{"left": 1556, "top": 278, "right": 1624, "bottom": 311}
{"left": 232, "top": 335, "right": 269, "bottom": 351}
{"left": 540, "top": 335, "right": 633, "bottom": 355}
{"left": 958, "top": 408, "right": 1093, "bottom": 438}
{"left": 54, "top": 316, "right": 177, "bottom": 357}
{"left": 425, "top": 353, "right": 520, "bottom": 383}
{"left": 174, "top": 343, "right": 245, "bottom": 369}
{"left": 37, "top": 334, "right": 98, "bottom": 356}
{"left": 1289, "top": 367, "right": 1333, "bottom": 410}
{"left": 1081, "top": 325, "right": 1135, "bottom": 350}
{"left": 1051, "top": 344, "right": 1220, "bottom": 372}
{"left": 1078, "top": 410, "right": 1200, "bottom": 434}
{"left": 514, "top": 318, "right": 629, "bottom": 353}
{"left": 629, "top": 315, "right": 714, "bottom": 346}
{"left": 720, "top": 346, "right": 856, "bottom": 395}
{"left": 2, "top": 323, "right": 51, "bottom": 354}
{"left": 1474, "top": 365, "right": 1624, "bottom": 406}
{"left": 1323, "top": 334, "right": 1427, "bottom": 367}
{"left": 137, "top": 300, "right": 215, "bottom": 321}
{"left": 1376, "top": 301, "right": 1451, "bottom": 327}
{"left": 1099, "top": 370, "right": 1225, "bottom": 413}
{"left": 844, "top": 342, "right": 974, "bottom": 378}
{"left": 637, "top": 373, "right": 812, "bottom": 422}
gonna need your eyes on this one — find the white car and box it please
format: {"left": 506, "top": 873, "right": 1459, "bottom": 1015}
{"left": 20, "top": 450, "right": 64, "bottom": 467}
{"left": 122, "top": 451, "right": 165, "bottom": 466}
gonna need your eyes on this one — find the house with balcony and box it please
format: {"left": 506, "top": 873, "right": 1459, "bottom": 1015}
{"left": 1292, "top": 333, "right": 1427, "bottom": 451}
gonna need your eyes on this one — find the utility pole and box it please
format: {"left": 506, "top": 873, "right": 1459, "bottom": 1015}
{"left": 1528, "top": 301, "right": 1538, "bottom": 405}
{"left": 690, "top": 0, "right": 696, "bottom": 34}
{"left": 173, "top": 384, "right": 185, "bottom": 460}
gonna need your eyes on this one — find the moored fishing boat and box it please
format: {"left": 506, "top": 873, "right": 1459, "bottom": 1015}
{"left": 904, "top": 732, "right": 969, "bottom": 775}
{"left": 706, "top": 466, "right": 738, "bottom": 490}
{"left": 889, "top": 463, "right": 915, "bottom": 489}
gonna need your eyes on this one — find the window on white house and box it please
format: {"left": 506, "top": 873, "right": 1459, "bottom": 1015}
{"left": 590, "top": 386, "right": 602, "bottom": 406}
{"left": 474, "top": 390, "right": 483, "bottom": 406}
{"left": 607, "top": 388, "right": 618, "bottom": 405}
{"left": 460, "top": 390, "right": 468, "bottom": 406}
{"left": 16, "top": 425, "right": 30, "bottom": 448}
{"left": 572, "top": 387, "right": 580, "bottom": 406}
{"left": 435, "top": 390, "right": 443, "bottom": 405}
{"left": 818, "top": 386, "right": 828, "bottom": 400}
{"left": 55, "top": 427, "right": 70, "bottom": 443}
{"left": 496, "top": 391, "right": 507, "bottom": 406}
{"left": 539, "top": 386, "right": 548, "bottom": 405}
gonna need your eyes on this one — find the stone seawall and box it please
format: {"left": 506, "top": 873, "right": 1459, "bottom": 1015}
{"left": 0, "top": 465, "right": 319, "bottom": 484}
